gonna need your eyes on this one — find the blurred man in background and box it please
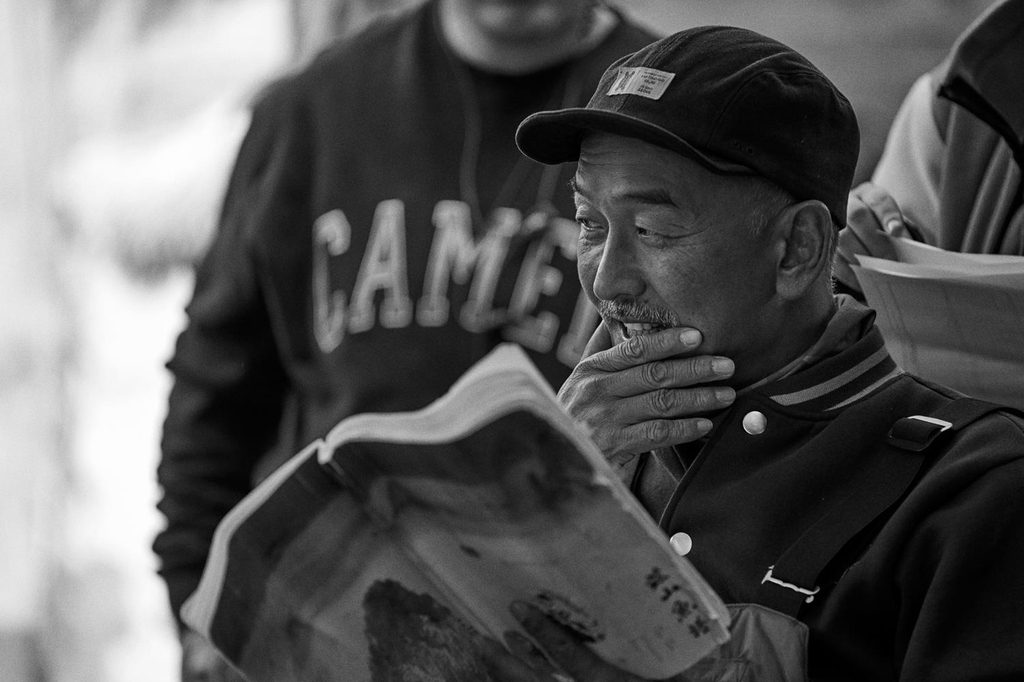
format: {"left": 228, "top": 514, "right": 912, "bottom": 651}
{"left": 152, "top": 0, "right": 656, "bottom": 678}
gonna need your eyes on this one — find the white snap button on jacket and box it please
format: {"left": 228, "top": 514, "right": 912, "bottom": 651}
{"left": 742, "top": 410, "right": 767, "bottom": 435}
{"left": 669, "top": 532, "right": 692, "bottom": 556}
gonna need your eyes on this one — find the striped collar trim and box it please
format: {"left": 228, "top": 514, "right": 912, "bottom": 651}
{"left": 760, "top": 328, "right": 904, "bottom": 412}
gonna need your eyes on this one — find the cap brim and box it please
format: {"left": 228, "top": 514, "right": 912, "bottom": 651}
{"left": 516, "top": 108, "right": 753, "bottom": 176}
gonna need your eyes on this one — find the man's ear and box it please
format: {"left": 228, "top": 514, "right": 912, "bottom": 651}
{"left": 772, "top": 200, "right": 834, "bottom": 300}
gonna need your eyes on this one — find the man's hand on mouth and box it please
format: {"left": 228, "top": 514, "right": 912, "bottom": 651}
{"left": 558, "top": 325, "right": 736, "bottom": 464}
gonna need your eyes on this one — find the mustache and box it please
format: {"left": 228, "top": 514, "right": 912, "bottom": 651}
{"left": 597, "top": 299, "right": 680, "bottom": 327}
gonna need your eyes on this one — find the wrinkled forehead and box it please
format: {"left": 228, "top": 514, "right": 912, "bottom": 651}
{"left": 573, "top": 132, "right": 757, "bottom": 209}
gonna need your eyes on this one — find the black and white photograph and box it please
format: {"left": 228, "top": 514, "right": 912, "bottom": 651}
{"left": 1, "top": 0, "right": 1020, "bottom": 680}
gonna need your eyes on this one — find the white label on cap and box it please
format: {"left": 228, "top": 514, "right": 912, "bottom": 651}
{"left": 607, "top": 66, "right": 675, "bottom": 100}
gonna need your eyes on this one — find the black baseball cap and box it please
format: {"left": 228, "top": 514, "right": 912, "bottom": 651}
{"left": 516, "top": 26, "right": 860, "bottom": 226}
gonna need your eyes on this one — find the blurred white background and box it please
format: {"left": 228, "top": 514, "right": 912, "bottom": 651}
{"left": 0, "top": 0, "right": 996, "bottom": 680}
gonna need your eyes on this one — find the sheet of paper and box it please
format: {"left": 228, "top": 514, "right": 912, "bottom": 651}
{"left": 852, "top": 262, "right": 1024, "bottom": 410}
{"left": 856, "top": 255, "right": 1024, "bottom": 290}
{"left": 891, "top": 236, "right": 1024, "bottom": 268}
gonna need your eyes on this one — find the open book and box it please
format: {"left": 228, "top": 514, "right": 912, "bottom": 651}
{"left": 852, "top": 236, "right": 1024, "bottom": 410}
{"left": 181, "top": 344, "right": 731, "bottom": 681}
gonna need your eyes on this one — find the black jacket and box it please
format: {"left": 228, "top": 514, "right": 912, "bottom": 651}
{"left": 635, "top": 302, "right": 1024, "bottom": 680}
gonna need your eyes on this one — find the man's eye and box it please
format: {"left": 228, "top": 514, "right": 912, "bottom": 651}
{"left": 576, "top": 217, "right": 599, "bottom": 231}
{"left": 636, "top": 222, "right": 676, "bottom": 240}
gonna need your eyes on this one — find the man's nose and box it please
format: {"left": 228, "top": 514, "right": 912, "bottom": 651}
{"left": 591, "top": 234, "right": 644, "bottom": 302}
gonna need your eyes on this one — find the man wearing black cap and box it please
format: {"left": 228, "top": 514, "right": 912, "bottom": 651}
{"left": 484, "top": 26, "right": 1024, "bottom": 682}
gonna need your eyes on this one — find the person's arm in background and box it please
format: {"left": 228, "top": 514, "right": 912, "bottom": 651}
{"left": 834, "top": 74, "right": 936, "bottom": 298}
{"left": 153, "top": 82, "right": 302, "bottom": 681}
{"left": 867, "top": 71, "right": 947, "bottom": 237}
{"left": 837, "top": 0, "right": 1024, "bottom": 294}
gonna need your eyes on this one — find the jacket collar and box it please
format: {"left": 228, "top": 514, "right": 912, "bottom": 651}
{"left": 745, "top": 296, "right": 903, "bottom": 413}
